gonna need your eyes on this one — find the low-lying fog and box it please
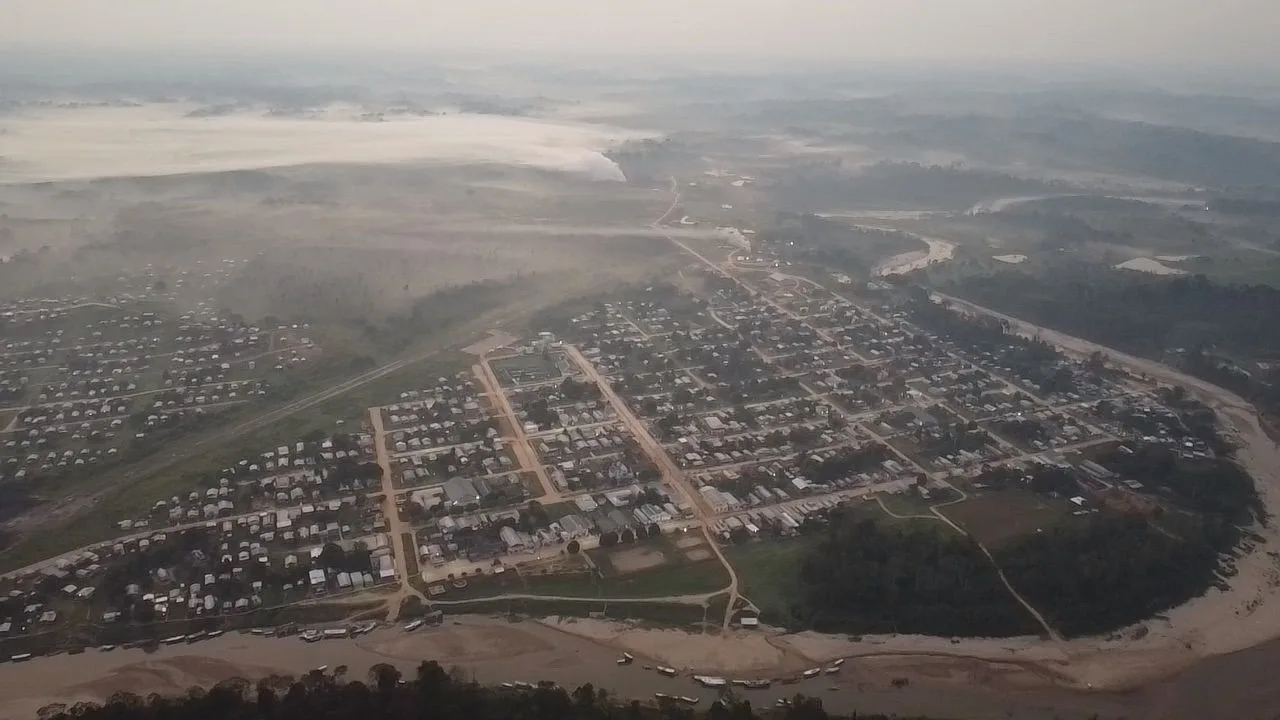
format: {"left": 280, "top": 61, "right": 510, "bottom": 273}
{"left": 0, "top": 103, "right": 652, "bottom": 183}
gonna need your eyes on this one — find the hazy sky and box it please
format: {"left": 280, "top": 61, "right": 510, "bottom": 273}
{"left": 7, "top": 0, "right": 1280, "bottom": 68}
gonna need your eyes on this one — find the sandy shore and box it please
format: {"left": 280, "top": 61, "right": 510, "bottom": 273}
{"left": 874, "top": 237, "right": 956, "bottom": 276}
{"left": 930, "top": 292, "right": 1280, "bottom": 689}
{"left": 0, "top": 616, "right": 1134, "bottom": 720}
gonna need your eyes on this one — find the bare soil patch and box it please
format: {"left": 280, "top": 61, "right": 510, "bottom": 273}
{"left": 608, "top": 546, "right": 668, "bottom": 575}
{"left": 673, "top": 535, "right": 705, "bottom": 549}
{"left": 684, "top": 548, "right": 713, "bottom": 562}
{"left": 366, "top": 624, "right": 552, "bottom": 663}
{"left": 464, "top": 330, "right": 518, "bottom": 356}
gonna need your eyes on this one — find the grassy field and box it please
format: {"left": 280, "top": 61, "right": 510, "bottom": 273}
{"left": 939, "top": 489, "right": 1075, "bottom": 548}
{"left": 722, "top": 539, "right": 809, "bottom": 626}
{"left": 436, "top": 596, "right": 711, "bottom": 627}
{"left": 877, "top": 490, "right": 948, "bottom": 519}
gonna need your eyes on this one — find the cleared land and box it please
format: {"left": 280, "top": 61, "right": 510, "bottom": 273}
{"left": 940, "top": 490, "right": 1075, "bottom": 549}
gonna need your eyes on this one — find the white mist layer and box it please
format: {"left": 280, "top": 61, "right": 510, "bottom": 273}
{"left": 0, "top": 104, "right": 647, "bottom": 183}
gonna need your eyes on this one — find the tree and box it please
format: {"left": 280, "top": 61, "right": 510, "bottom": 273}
{"left": 319, "top": 543, "right": 346, "bottom": 569}
{"left": 566, "top": 540, "right": 581, "bottom": 555}
{"left": 369, "top": 663, "right": 401, "bottom": 696}
{"left": 599, "top": 532, "right": 619, "bottom": 548}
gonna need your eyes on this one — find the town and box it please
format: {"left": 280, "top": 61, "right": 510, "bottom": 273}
{"left": 0, "top": 230, "right": 1228, "bottom": 662}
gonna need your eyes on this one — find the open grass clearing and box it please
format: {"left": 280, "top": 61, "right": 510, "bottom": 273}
{"left": 723, "top": 539, "right": 809, "bottom": 626}
{"left": 939, "top": 489, "right": 1076, "bottom": 549}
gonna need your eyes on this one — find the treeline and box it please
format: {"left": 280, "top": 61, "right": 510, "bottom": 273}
{"left": 874, "top": 114, "right": 1280, "bottom": 188}
{"left": 942, "top": 270, "right": 1280, "bottom": 416}
{"left": 40, "top": 660, "right": 942, "bottom": 720}
{"left": 797, "top": 517, "right": 1040, "bottom": 637}
{"left": 1097, "top": 444, "right": 1263, "bottom": 525}
{"left": 997, "top": 513, "right": 1226, "bottom": 636}
{"left": 789, "top": 493, "right": 1242, "bottom": 638}
{"left": 766, "top": 162, "right": 1067, "bottom": 212}
{"left": 759, "top": 213, "right": 923, "bottom": 277}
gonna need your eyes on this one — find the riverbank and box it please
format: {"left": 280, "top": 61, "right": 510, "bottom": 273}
{"left": 0, "top": 615, "right": 1133, "bottom": 720}
{"left": 874, "top": 237, "right": 956, "bottom": 276}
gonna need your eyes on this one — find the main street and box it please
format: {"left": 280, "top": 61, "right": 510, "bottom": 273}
{"left": 561, "top": 343, "right": 742, "bottom": 629}
{"left": 369, "top": 405, "right": 426, "bottom": 618}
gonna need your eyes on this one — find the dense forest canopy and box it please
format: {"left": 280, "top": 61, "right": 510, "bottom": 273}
{"left": 797, "top": 517, "right": 1040, "bottom": 637}
{"left": 758, "top": 213, "right": 923, "bottom": 277}
{"left": 766, "top": 162, "right": 1066, "bottom": 213}
{"left": 996, "top": 513, "right": 1229, "bottom": 636}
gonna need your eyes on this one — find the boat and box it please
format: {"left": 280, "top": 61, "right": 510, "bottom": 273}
{"left": 775, "top": 698, "right": 792, "bottom": 708}
{"left": 744, "top": 679, "right": 771, "bottom": 689}
{"left": 831, "top": 658, "right": 845, "bottom": 667}
{"left": 677, "top": 696, "right": 699, "bottom": 705}
{"left": 314, "top": 665, "right": 329, "bottom": 673}
{"left": 513, "top": 681, "right": 534, "bottom": 690}
{"left": 824, "top": 666, "right": 840, "bottom": 675}
{"left": 654, "top": 692, "right": 669, "bottom": 700}
{"left": 185, "top": 632, "right": 205, "bottom": 643}
{"left": 98, "top": 645, "right": 116, "bottom": 652}
{"left": 802, "top": 668, "right": 821, "bottom": 679}
{"left": 501, "top": 683, "right": 515, "bottom": 689}
{"left": 300, "top": 630, "right": 322, "bottom": 642}
{"left": 657, "top": 666, "right": 677, "bottom": 677}
{"left": 207, "top": 630, "right": 224, "bottom": 639}
{"left": 403, "top": 619, "right": 424, "bottom": 632}
{"left": 162, "top": 635, "right": 187, "bottom": 645}
{"left": 11, "top": 653, "right": 33, "bottom": 662}
{"left": 693, "top": 676, "right": 727, "bottom": 688}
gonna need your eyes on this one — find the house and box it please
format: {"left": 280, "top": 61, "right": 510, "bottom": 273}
{"left": 377, "top": 555, "right": 396, "bottom": 581}
{"left": 559, "top": 514, "right": 591, "bottom": 538}
{"left": 443, "top": 477, "right": 480, "bottom": 507}
{"left": 500, "top": 526, "right": 531, "bottom": 552}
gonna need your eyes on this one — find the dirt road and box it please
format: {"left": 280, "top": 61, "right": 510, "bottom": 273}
{"left": 473, "top": 360, "right": 560, "bottom": 503}
{"left": 560, "top": 344, "right": 742, "bottom": 629}
{"left": 369, "top": 406, "right": 426, "bottom": 619}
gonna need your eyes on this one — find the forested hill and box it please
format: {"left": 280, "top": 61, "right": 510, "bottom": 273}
{"left": 41, "top": 661, "right": 949, "bottom": 720}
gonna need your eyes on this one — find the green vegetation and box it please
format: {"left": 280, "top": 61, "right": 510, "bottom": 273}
{"left": 797, "top": 515, "right": 1041, "bottom": 637}
{"left": 940, "top": 268, "right": 1280, "bottom": 417}
{"left": 758, "top": 213, "right": 923, "bottom": 277}
{"left": 437, "top": 596, "right": 713, "bottom": 627}
{"left": 997, "top": 513, "right": 1225, "bottom": 636}
{"left": 1098, "top": 444, "right": 1264, "bottom": 525}
{"left": 723, "top": 540, "right": 808, "bottom": 628}
{"left": 941, "top": 491, "right": 1074, "bottom": 549}
{"left": 768, "top": 161, "right": 1068, "bottom": 212}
